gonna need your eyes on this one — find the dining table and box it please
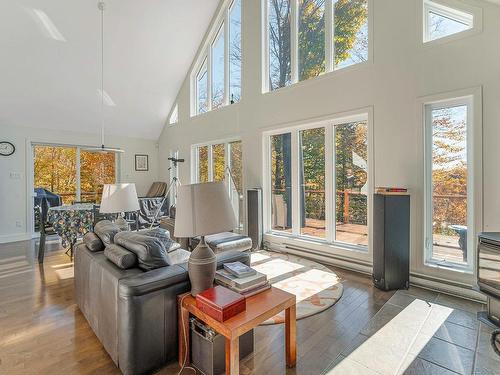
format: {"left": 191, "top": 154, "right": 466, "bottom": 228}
{"left": 48, "top": 203, "right": 95, "bottom": 256}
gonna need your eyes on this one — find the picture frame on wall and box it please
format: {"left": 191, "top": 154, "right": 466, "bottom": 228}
{"left": 135, "top": 154, "right": 149, "bottom": 171}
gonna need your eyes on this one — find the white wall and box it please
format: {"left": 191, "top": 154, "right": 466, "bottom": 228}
{"left": 0, "top": 124, "right": 159, "bottom": 242}
{"left": 161, "top": 0, "right": 500, "bottom": 287}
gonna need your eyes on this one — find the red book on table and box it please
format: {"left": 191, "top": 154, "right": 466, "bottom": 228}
{"left": 195, "top": 285, "right": 246, "bottom": 322}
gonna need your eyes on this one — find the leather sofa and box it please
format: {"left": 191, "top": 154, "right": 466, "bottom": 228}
{"left": 74, "top": 227, "right": 250, "bottom": 375}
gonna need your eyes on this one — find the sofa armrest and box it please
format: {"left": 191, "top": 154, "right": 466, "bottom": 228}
{"left": 118, "top": 265, "right": 188, "bottom": 297}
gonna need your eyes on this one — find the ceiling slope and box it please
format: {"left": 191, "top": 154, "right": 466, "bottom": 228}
{"left": 0, "top": 0, "right": 219, "bottom": 140}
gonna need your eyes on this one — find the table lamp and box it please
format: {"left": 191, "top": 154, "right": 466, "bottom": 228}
{"left": 100, "top": 183, "right": 140, "bottom": 230}
{"left": 174, "top": 182, "right": 236, "bottom": 296}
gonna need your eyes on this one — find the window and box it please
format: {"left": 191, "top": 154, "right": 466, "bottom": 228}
{"left": 266, "top": 114, "right": 369, "bottom": 251}
{"left": 192, "top": 0, "right": 242, "bottom": 115}
{"left": 264, "top": 0, "right": 369, "bottom": 92}
{"left": 193, "top": 140, "right": 244, "bottom": 230}
{"left": 423, "top": 0, "right": 475, "bottom": 43}
{"left": 271, "top": 133, "right": 293, "bottom": 232}
{"left": 212, "top": 27, "right": 225, "bottom": 110}
{"left": 229, "top": 0, "right": 242, "bottom": 103}
{"left": 169, "top": 104, "right": 178, "bottom": 125}
{"left": 425, "top": 97, "right": 472, "bottom": 269}
{"left": 196, "top": 60, "right": 208, "bottom": 114}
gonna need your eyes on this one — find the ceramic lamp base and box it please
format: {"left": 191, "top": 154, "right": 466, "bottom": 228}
{"left": 188, "top": 236, "right": 216, "bottom": 296}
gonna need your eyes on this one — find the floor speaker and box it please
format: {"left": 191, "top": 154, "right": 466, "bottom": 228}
{"left": 247, "top": 188, "right": 263, "bottom": 250}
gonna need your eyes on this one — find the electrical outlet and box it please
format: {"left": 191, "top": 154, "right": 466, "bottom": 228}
{"left": 10, "top": 172, "right": 21, "bottom": 180}
{"left": 15, "top": 220, "right": 22, "bottom": 228}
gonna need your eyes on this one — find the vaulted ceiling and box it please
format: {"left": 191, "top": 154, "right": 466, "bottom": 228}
{"left": 0, "top": 0, "right": 219, "bottom": 140}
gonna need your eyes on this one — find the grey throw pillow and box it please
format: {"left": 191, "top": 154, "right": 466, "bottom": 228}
{"left": 83, "top": 232, "right": 104, "bottom": 252}
{"left": 140, "top": 227, "right": 181, "bottom": 253}
{"left": 114, "top": 231, "right": 172, "bottom": 271}
{"left": 94, "top": 220, "right": 121, "bottom": 246}
{"left": 104, "top": 244, "right": 137, "bottom": 269}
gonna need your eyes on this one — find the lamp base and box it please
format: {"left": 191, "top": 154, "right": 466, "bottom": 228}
{"left": 188, "top": 236, "right": 216, "bottom": 296}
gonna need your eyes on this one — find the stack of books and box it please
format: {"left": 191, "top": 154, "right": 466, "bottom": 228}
{"left": 375, "top": 187, "right": 408, "bottom": 194}
{"left": 215, "top": 261, "right": 270, "bottom": 297}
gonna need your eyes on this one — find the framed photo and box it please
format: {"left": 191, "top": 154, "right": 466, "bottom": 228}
{"left": 135, "top": 154, "right": 149, "bottom": 171}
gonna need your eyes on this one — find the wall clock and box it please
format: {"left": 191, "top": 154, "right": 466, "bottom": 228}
{"left": 0, "top": 141, "right": 15, "bottom": 156}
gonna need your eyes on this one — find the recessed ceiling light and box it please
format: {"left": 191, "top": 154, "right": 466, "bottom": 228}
{"left": 31, "top": 9, "right": 66, "bottom": 42}
{"left": 97, "top": 89, "right": 116, "bottom": 107}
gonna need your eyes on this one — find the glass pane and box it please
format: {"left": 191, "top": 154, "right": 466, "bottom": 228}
{"left": 428, "top": 11, "right": 471, "bottom": 41}
{"left": 334, "top": 0, "right": 368, "bottom": 70}
{"left": 270, "top": 133, "right": 292, "bottom": 232}
{"left": 299, "top": 128, "right": 325, "bottom": 238}
{"left": 169, "top": 104, "right": 178, "bottom": 124}
{"left": 229, "top": 141, "right": 243, "bottom": 230}
{"left": 298, "top": 0, "right": 325, "bottom": 81}
{"left": 212, "top": 144, "right": 225, "bottom": 182}
{"left": 80, "top": 150, "right": 116, "bottom": 204}
{"left": 212, "top": 27, "right": 225, "bottom": 110}
{"left": 229, "top": 0, "right": 242, "bottom": 103}
{"left": 198, "top": 146, "right": 209, "bottom": 182}
{"left": 229, "top": 141, "right": 243, "bottom": 193}
{"left": 197, "top": 63, "right": 208, "bottom": 114}
{"left": 335, "top": 121, "right": 368, "bottom": 248}
{"left": 268, "top": 0, "right": 292, "bottom": 90}
{"left": 431, "top": 105, "right": 468, "bottom": 264}
{"left": 34, "top": 146, "right": 77, "bottom": 206}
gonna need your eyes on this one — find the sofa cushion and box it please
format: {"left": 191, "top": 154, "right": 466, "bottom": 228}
{"left": 94, "top": 220, "right": 122, "bottom": 246}
{"left": 83, "top": 232, "right": 104, "bottom": 252}
{"left": 104, "top": 244, "right": 137, "bottom": 269}
{"left": 114, "top": 231, "right": 172, "bottom": 271}
{"left": 139, "top": 227, "right": 181, "bottom": 253}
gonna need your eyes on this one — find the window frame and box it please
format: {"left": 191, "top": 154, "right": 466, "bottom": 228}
{"left": 262, "top": 0, "right": 373, "bottom": 94}
{"left": 423, "top": 93, "right": 480, "bottom": 273}
{"left": 195, "top": 58, "right": 208, "bottom": 115}
{"left": 421, "top": 0, "right": 482, "bottom": 45}
{"left": 191, "top": 0, "right": 242, "bottom": 117}
{"left": 262, "top": 109, "right": 373, "bottom": 257}
{"left": 168, "top": 104, "right": 178, "bottom": 125}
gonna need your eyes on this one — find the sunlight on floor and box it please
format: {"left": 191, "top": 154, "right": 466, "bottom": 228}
{"left": 326, "top": 299, "right": 454, "bottom": 375}
{"left": 271, "top": 268, "right": 341, "bottom": 303}
{"left": 250, "top": 257, "right": 305, "bottom": 281}
{"left": 51, "top": 263, "right": 74, "bottom": 280}
{"left": 249, "top": 252, "right": 270, "bottom": 263}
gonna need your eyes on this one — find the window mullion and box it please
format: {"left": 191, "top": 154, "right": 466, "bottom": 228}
{"left": 76, "top": 147, "right": 81, "bottom": 201}
{"left": 207, "top": 50, "right": 213, "bottom": 111}
{"left": 291, "top": 0, "right": 299, "bottom": 84}
{"left": 325, "top": 125, "right": 334, "bottom": 243}
{"left": 331, "top": 0, "right": 336, "bottom": 71}
{"left": 208, "top": 145, "right": 214, "bottom": 182}
{"left": 325, "top": 0, "right": 333, "bottom": 73}
{"left": 291, "top": 130, "right": 300, "bottom": 236}
{"left": 262, "top": 0, "right": 270, "bottom": 93}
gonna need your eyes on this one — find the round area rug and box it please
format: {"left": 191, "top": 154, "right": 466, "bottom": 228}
{"left": 250, "top": 250, "right": 343, "bottom": 325}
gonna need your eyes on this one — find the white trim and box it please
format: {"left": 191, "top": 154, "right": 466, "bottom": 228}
{"left": 410, "top": 273, "right": 486, "bottom": 303}
{"left": 0, "top": 233, "right": 32, "bottom": 244}
{"left": 168, "top": 103, "right": 178, "bottom": 125}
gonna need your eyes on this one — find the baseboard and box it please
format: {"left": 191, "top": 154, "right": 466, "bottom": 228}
{"left": 0, "top": 232, "right": 32, "bottom": 244}
{"left": 263, "top": 240, "right": 373, "bottom": 275}
{"left": 410, "top": 272, "right": 487, "bottom": 303}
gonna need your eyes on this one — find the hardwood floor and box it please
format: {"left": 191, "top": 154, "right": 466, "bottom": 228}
{"left": 4, "top": 238, "right": 495, "bottom": 375}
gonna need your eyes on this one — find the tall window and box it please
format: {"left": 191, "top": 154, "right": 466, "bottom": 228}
{"left": 229, "top": 0, "right": 242, "bottom": 103}
{"left": 266, "top": 114, "right": 369, "bottom": 251}
{"left": 196, "top": 60, "right": 208, "bottom": 114}
{"left": 264, "top": 0, "right": 369, "bottom": 92}
{"left": 212, "top": 27, "right": 225, "bottom": 109}
{"left": 192, "top": 0, "right": 242, "bottom": 115}
{"left": 425, "top": 98, "right": 472, "bottom": 268}
{"left": 193, "top": 140, "right": 244, "bottom": 230}
{"left": 423, "top": 0, "right": 474, "bottom": 43}
{"left": 268, "top": 0, "right": 292, "bottom": 90}
{"left": 169, "top": 104, "right": 178, "bottom": 125}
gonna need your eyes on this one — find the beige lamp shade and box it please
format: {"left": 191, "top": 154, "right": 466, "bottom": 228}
{"left": 174, "top": 182, "right": 236, "bottom": 237}
{"left": 100, "top": 183, "right": 140, "bottom": 213}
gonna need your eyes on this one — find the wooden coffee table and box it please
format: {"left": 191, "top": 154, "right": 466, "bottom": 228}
{"left": 178, "top": 287, "right": 297, "bottom": 375}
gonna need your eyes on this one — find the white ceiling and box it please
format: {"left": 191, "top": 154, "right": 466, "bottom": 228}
{"left": 0, "top": 0, "right": 219, "bottom": 140}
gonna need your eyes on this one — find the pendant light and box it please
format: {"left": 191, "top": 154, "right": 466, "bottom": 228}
{"left": 85, "top": 1, "right": 124, "bottom": 153}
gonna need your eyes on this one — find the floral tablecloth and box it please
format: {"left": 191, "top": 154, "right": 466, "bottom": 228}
{"left": 48, "top": 204, "right": 94, "bottom": 248}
